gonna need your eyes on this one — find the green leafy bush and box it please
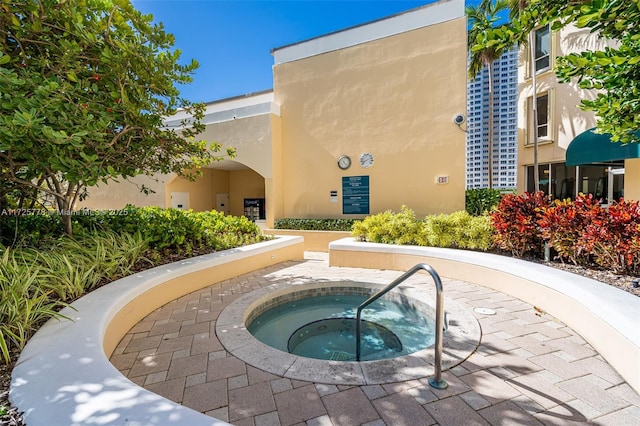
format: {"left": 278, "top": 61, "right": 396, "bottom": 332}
{"left": 0, "top": 249, "right": 69, "bottom": 364}
{"left": 95, "top": 207, "right": 266, "bottom": 252}
{"left": 0, "top": 231, "right": 149, "bottom": 364}
{"left": 423, "top": 211, "right": 493, "bottom": 251}
{"left": 274, "top": 218, "right": 356, "bottom": 231}
{"left": 2, "top": 206, "right": 266, "bottom": 253}
{"left": 352, "top": 206, "right": 423, "bottom": 245}
{"left": 196, "top": 211, "right": 268, "bottom": 251}
{"left": 0, "top": 207, "right": 267, "bottom": 365}
{"left": 352, "top": 207, "right": 493, "bottom": 250}
{"left": 465, "top": 188, "right": 503, "bottom": 216}
{"left": 0, "top": 213, "right": 64, "bottom": 247}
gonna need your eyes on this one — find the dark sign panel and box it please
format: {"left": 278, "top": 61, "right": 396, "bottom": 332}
{"left": 342, "top": 176, "right": 370, "bottom": 215}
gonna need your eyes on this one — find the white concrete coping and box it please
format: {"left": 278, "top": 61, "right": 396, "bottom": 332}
{"left": 216, "top": 281, "right": 480, "bottom": 385}
{"left": 272, "top": 0, "right": 464, "bottom": 64}
{"left": 329, "top": 238, "right": 640, "bottom": 394}
{"left": 10, "top": 234, "right": 639, "bottom": 426}
{"left": 10, "top": 236, "right": 303, "bottom": 426}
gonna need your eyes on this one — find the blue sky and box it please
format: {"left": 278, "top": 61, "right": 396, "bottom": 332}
{"left": 131, "top": 1, "right": 473, "bottom": 104}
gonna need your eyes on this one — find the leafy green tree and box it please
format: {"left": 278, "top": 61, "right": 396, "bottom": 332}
{"left": 473, "top": 0, "right": 640, "bottom": 144}
{"left": 0, "top": 0, "right": 231, "bottom": 235}
{"left": 467, "top": 0, "right": 509, "bottom": 189}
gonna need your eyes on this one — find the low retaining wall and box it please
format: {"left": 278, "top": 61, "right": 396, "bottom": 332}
{"left": 263, "top": 229, "right": 351, "bottom": 252}
{"left": 10, "top": 236, "right": 304, "bottom": 426}
{"left": 329, "top": 238, "right": 640, "bottom": 394}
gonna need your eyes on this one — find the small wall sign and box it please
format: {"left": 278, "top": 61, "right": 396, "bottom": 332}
{"left": 436, "top": 175, "right": 449, "bottom": 185}
{"left": 342, "top": 176, "right": 370, "bottom": 214}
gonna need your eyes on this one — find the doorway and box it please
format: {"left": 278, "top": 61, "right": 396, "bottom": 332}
{"left": 216, "top": 193, "right": 230, "bottom": 215}
{"left": 170, "top": 192, "right": 190, "bottom": 210}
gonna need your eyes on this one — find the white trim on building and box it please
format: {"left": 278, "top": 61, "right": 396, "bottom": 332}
{"left": 272, "top": 0, "right": 464, "bottom": 64}
{"left": 165, "top": 91, "right": 275, "bottom": 128}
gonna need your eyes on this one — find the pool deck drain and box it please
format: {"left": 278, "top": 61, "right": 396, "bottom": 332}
{"left": 474, "top": 307, "right": 497, "bottom": 315}
{"left": 111, "top": 253, "right": 640, "bottom": 426}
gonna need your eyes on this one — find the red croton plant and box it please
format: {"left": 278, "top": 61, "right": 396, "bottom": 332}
{"left": 491, "top": 192, "right": 640, "bottom": 275}
{"left": 489, "top": 191, "right": 549, "bottom": 258}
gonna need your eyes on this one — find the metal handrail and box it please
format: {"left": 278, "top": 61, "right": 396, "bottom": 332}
{"left": 355, "top": 263, "right": 448, "bottom": 389}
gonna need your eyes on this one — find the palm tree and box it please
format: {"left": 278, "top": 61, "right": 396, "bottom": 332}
{"left": 467, "top": 0, "right": 509, "bottom": 189}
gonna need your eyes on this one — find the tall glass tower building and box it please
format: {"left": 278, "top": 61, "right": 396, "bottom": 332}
{"left": 466, "top": 48, "right": 518, "bottom": 189}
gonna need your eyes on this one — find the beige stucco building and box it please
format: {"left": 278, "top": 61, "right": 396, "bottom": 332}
{"left": 81, "top": 0, "right": 468, "bottom": 226}
{"left": 518, "top": 23, "right": 640, "bottom": 202}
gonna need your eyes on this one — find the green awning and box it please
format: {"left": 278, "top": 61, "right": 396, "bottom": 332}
{"left": 566, "top": 128, "right": 640, "bottom": 166}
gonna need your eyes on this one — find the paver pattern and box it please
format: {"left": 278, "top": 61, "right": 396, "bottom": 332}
{"left": 111, "top": 253, "right": 640, "bottom": 425}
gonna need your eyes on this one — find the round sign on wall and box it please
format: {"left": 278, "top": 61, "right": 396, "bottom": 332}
{"left": 359, "top": 152, "right": 374, "bottom": 168}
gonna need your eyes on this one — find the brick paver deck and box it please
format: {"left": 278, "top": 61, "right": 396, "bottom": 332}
{"left": 110, "top": 253, "right": 640, "bottom": 426}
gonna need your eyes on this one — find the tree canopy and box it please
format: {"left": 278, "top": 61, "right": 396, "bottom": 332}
{"left": 467, "top": 0, "right": 509, "bottom": 79}
{"left": 471, "top": 0, "right": 640, "bottom": 144}
{"left": 0, "top": 0, "right": 231, "bottom": 234}
{"left": 467, "top": 0, "right": 510, "bottom": 189}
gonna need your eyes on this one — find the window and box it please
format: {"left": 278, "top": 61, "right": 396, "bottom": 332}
{"left": 535, "top": 25, "right": 550, "bottom": 72}
{"left": 526, "top": 163, "right": 575, "bottom": 198}
{"left": 526, "top": 162, "right": 625, "bottom": 203}
{"left": 536, "top": 93, "right": 549, "bottom": 139}
{"left": 578, "top": 164, "right": 624, "bottom": 204}
{"left": 551, "top": 163, "right": 576, "bottom": 200}
{"left": 526, "top": 164, "right": 550, "bottom": 195}
{"left": 525, "top": 91, "right": 552, "bottom": 145}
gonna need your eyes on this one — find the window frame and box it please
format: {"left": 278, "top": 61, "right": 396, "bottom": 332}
{"left": 525, "top": 24, "right": 553, "bottom": 79}
{"left": 524, "top": 89, "right": 554, "bottom": 146}
{"left": 534, "top": 25, "right": 551, "bottom": 73}
{"left": 536, "top": 93, "right": 549, "bottom": 140}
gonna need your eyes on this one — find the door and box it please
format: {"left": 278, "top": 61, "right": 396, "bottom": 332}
{"left": 216, "top": 193, "right": 229, "bottom": 214}
{"left": 170, "top": 192, "right": 190, "bottom": 210}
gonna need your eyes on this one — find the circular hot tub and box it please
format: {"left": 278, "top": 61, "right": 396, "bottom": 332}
{"left": 247, "top": 290, "right": 435, "bottom": 362}
{"left": 287, "top": 317, "right": 402, "bottom": 361}
{"left": 216, "top": 281, "right": 480, "bottom": 385}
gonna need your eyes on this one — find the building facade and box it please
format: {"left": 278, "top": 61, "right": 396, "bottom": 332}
{"left": 517, "top": 23, "right": 640, "bottom": 203}
{"left": 81, "top": 0, "right": 469, "bottom": 226}
{"left": 466, "top": 48, "right": 518, "bottom": 189}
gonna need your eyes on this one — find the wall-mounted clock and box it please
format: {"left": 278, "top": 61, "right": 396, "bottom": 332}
{"left": 337, "top": 155, "right": 352, "bottom": 170}
{"left": 359, "top": 152, "right": 374, "bottom": 168}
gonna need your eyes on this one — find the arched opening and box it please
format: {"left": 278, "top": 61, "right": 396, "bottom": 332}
{"left": 165, "top": 159, "right": 266, "bottom": 222}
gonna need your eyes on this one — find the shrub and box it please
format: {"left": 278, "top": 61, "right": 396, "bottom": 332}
{"left": 538, "top": 194, "right": 601, "bottom": 265}
{"left": 274, "top": 218, "right": 356, "bottom": 231}
{"left": 110, "top": 207, "right": 265, "bottom": 252}
{"left": 352, "top": 206, "right": 423, "bottom": 245}
{"left": 632, "top": 227, "right": 640, "bottom": 274}
{"left": 2, "top": 206, "right": 266, "bottom": 254}
{"left": 0, "top": 207, "right": 267, "bottom": 365}
{"left": 581, "top": 199, "right": 640, "bottom": 274}
{"left": 0, "top": 213, "right": 63, "bottom": 247}
{"left": 352, "top": 207, "right": 493, "bottom": 251}
{"left": 423, "top": 211, "right": 493, "bottom": 251}
{"left": 538, "top": 195, "right": 640, "bottom": 274}
{"left": 465, "top": 188, "right": 503, "bottom": 216}
{"left": 56, "top": 232, "right": 148, "bottom": 291}
{"left": 0, "top": 249, "right": 69, "bottom": 364}
{"left": 490, "top": 192, "right": 550, "bottom": 257}
{"left": 0, "top": 231, "right": 152, "bottom": 364}
{"left": 198, "top": 211, "right": 268, "bottom": 251}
